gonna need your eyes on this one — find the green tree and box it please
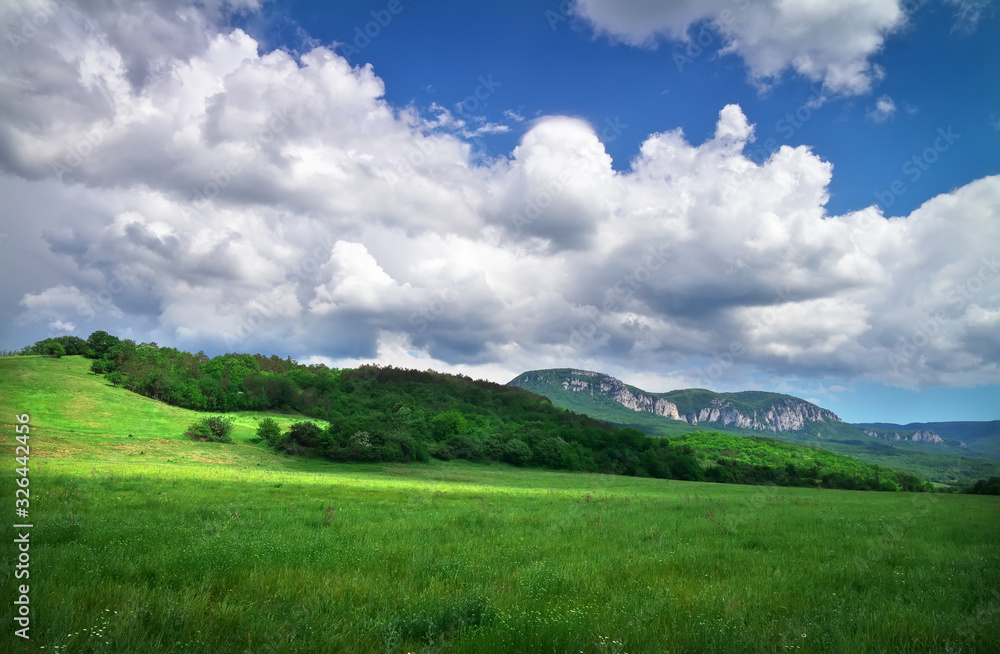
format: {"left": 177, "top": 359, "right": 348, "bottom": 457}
{"left": 86, "top": 330, "right": 122, "bottom": 359}
{"left": 431, "top": 410, "right": 467, "bottom": 439}
{"left": 288, "top": 421, "right": 323, "bottom": 447}
{"left": 185, "top": 416, "right": 233, "bottom": 443}
{"left": 255, "top": 417, "right": 283, "bottom": 445}
{"left": 40, "top": 340, "right": 66, "bottom": 358}
{"left": 502, "top": 439, "right": 532, "bottom": 466}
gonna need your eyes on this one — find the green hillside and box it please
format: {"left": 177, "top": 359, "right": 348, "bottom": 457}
{"left": 2, "top": 355, "right": 1000, "bottom": 652}
{"left": 509, "top": 368, "right": 1000, "bottom": 486}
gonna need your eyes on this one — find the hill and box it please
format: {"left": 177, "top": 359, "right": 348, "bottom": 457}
{"left": 859, "top": 420, "right": 1000, "bottom": 459}
{"left": 10, "top": 341, "right": 937, "bottom": 491}
{"left": 2, "top": 355, "right": 1000, "bottom": 652}
{"left": 508, "top": 368, "right": 1000, "bottom": 485}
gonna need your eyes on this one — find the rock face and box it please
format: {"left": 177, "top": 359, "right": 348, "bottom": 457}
{"left": 560, "top": 372, "right": 683, "bottom": 420}
{"left": 557, "top": 370, "right": 839, "bottom": 433}
{"left": 679, "top": 398, "right": 837, "bottom": 432}
{"left": 863, "top": 428, "right": 945, "bottom": 445}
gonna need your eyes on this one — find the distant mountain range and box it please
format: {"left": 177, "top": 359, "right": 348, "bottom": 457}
{"left": 508, "top": 368, "right": 1000, "bottom": 485}
{"left": 857, "top": 421, "right": 1000, "bottom": 459}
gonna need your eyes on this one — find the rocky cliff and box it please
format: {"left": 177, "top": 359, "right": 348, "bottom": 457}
{"left": 862, "top": 428, "right": 945, "bottom": 445}
{"left": 550, "top": 369, "right": 840, "bottom": 433}
{"left": 678, "top": 397, "right": 838, "bottom": 431}
{"left": 559, "top": 371, "right": 683, "bottom": 420}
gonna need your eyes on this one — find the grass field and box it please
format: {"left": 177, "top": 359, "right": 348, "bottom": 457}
{"left": 2, "top": 356, "right": 999, "bottom": 653}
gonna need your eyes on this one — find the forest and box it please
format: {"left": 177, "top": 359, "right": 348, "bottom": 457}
{"left": 18, "top": 333, "right": 936, "bottom": 491}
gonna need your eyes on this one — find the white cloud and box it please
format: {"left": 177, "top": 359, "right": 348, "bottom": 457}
{"left": 1, "top": 2, "right": 998, "bottom": 393}
{"left": 867, "top": 95, "right": 897, "bottom": 123}
{"left": 945, "top": 0, "right": 993, "bottom": 32}
{"left": 570, "top": 0, "right": 906, "bottom": 94}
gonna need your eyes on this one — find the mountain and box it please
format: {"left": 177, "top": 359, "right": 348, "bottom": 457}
{"left": 858, "top": 421, "right": 1000, "bottom": 459}
{"left": 508, "top": 368, "right": 1000, "bottom": 485}
{"left": 859, "top": 427, "right": 946, "bottom": 446}
{"left": 510, "top": 368, "right": 844, "bottom": 434}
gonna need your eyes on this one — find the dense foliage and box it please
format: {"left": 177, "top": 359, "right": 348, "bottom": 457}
{"left": 185, "top": 416, "right": 235, "bottom": 443}
{"left": 966, "top": 476, "right": 1000, "bottom": 495}
{"left": 58, "top": 332, "right": 702, "bottom": 480}
{"left": 670, "top": 432, "right": 933, "bottom": 492}
{"left": 22, "top": 332, "right": 935, "bottom": 490}
{"left": 19, "top": 335, "right": 90, "bottom": 358}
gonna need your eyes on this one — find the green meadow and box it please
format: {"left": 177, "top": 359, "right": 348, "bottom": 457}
{"left": 2, "top": 356, "right": 999, "bottom": 653}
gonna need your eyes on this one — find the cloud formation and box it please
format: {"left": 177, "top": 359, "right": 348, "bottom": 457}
{"left": 1, "top": 0, "right": 998, "bottom": 393}
{"left": 570, "top": 0, "right": 907, "bottom": 94}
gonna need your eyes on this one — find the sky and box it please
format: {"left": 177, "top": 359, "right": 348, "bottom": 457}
{"left": 1, "top": 0, "right": 998, "bottom": 424}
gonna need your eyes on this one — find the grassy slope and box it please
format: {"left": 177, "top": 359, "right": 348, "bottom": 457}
{"left": 1, "top": 356, "right": 998, "bottom": 653}
{"left": 511, "top": 370, "right": 1000, "bottom": 485}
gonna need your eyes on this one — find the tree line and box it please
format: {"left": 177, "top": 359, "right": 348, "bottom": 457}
{"left": 11, "top": 332, "right": 947, "bottom": 491}
{"left": 27, "top": 332, "right": 703, "bottom": 479}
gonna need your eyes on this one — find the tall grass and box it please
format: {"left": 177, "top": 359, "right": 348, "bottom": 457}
{"left": 2, "top": 357, "right": 999, "bottom": 652}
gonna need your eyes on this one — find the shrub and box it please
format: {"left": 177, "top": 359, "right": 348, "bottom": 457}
{"left": 185, "top": 416, "right": 234, "bottom": 443}
{"left": 90, "top": 358, "right": 115, "bottom": 375}
{"left": 40, "top": 341, "right": 66, "bottom": 358}
{"left": 431, "top": 410, "right": 467, "bottom": 439}
{"left": 968, "top": 476, "right": 1000, "bottom": 495}
{"left": 501, "top": 439, "right": 532, "bottom": 466}
{"left": 288, "top": 421, "right": 323, "bottom": 447}
{"left": 255, "top": 417, "right": 283, "bottom": 444}
{"left": 535, "top": 436, "right": 569, "bottom": 468}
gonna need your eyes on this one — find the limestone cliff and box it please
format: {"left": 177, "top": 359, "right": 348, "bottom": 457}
{"left": 863, "top": 428, "right": 945, "bottom": 445}
{"left": 547, "top": 369, "right": 840, "bottom": 433}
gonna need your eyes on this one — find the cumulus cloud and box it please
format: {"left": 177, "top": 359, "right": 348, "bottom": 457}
{"left": 1, "top": 1, "right": 998, "bottom": 392}
{"left": 570, "top": 0, "right": 906, "bottom": 94}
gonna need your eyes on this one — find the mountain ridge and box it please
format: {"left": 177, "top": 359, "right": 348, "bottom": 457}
{"left": 507, "top": 368, "right": 1000, "bottom": 485}
{"left": 511, "top": 368, "right": 843, "bottom": 433}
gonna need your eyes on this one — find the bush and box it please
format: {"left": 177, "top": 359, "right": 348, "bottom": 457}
{"left": 501, "top": 439, "right": 532, "bottom": 466}
{"left": 185, "top": 416, "right": 234, "bottom": 443}
{"left": 431, "top": 410, "right": 467, "bottom": 439}
{"left": 40, "top": 341, "right": 66, "bottom": 358}
{"left": 255, "top": 417, "right": 283, "bottom": 444}
{"left": 535, "top": 437, "right": 569, "bottom": 468}
{"left": 288, "top": 421, "right": 323, "bottom": 447}
{"left": 90, "top": 358, "right": 115, "bottom": 375}
{"left": 968, "top": 476, "right": 1000, "bottom": 495}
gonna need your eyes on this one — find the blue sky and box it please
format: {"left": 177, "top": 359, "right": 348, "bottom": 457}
{"left": 1, "top": 0, "right": 998, "bottom": 423}
{"left": 237, "top": 0, "right": 1000, "bottom": 218}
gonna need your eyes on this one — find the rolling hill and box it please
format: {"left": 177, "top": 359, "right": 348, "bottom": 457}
{"left": 508, "top": 368, "right": 1000, "bottom": 485}
{"left": 2, "top": 355, "right": 999, "bottom": 652}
